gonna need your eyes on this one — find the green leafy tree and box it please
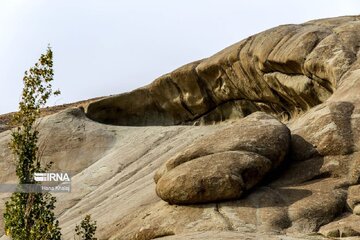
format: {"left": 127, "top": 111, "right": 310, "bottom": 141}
{"left": 75, "top": 215, "right": 97, "bottom": 240}
{"left": 3, "top": 46, "right": 62, "bottom": 239}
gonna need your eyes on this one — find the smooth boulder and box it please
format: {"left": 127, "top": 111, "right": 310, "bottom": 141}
{"left": 155, "top": 112, "right": 291, "bottom": 204}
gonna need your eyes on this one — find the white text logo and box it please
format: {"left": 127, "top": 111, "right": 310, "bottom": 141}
{"left": 34, "top": 173, "right": 70, "bottom": 182}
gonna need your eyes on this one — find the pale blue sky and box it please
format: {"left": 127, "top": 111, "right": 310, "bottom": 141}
{"left": 1, "top": 0, "right": 360, "bottom": 114}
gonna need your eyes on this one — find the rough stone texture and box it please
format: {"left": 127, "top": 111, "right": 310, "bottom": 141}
{"left": 85, "top": 17, "right": 360, "bottom": 126}
{"left": 154, "top": 112, "right": 290, "bottom": 183}
{"left": 151, "top": 231, "right": 328, "bottom": 240}
{"left": 347, "top": 185, "right": 360, "bottom": 214}
{"left": 318, "top": 213, "right": 360, "bottom": 238}
{"left": 0, "top": 15, "right": 360, "bottom": 240}
{"left": 155, "top": 112, "right": 290, "bottom": 204}
{"left": 156, "top": 151, "right": 272, "bottom": 204}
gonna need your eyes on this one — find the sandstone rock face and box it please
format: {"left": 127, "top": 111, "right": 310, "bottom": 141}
{"left": 1, "top": 15, "right": 360, "bottom": 240}
{"left": 156, "top": 151, "right": 272, "bottom": 205}
{"left": 85, "top": 16, "right": 360, "bottom": 126}
{"left": 155, "top": 112, "right": 290, "bottom": 204}
{"left": 319, "top": 213, "right": 360, "bottom": 238}
{"left": 347, "top": 185, "right": 360, "bottom": 214}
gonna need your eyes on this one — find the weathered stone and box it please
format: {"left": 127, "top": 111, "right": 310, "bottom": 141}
{"left": 347, "top": 185, "right": 360, "bottom": 213}
{"left": 156, "top": 151, "right": 272, "bottom": 204}
{"left": 319, "top": 213, "right": 360, "bottom": 238}
{"left": 354, "top": 205, "right": 360, "bottom": 215}
{"left": 1, "top": 15, "right": 360, "bottom": 240}
{"left": 155, "top": 112, "right": 290, "bottom": 204}
{"left": 287, "top": 187, "right": 347, "bottom": 233}
{"left": 155, "top": 112, "right": 290, "bottom": 183}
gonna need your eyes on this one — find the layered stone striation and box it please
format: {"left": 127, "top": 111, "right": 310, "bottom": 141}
{"left": 0, "top": 15, "right": 360, "bottom": 240}
{"left": 86, "top": 16, "right": 360, "bottom": 126}
{"left": 155, "top": 112, "right": 290, "bottom": 204}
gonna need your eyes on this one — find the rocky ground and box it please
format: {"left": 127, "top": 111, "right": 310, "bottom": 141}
{"left": 0, "top": 15, "right": 360, "bottom": 239}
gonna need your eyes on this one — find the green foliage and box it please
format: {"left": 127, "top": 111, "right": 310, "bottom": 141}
{"left": 4, "top": 192, "right": 61, "bottom": 239}
{"left": 3, "top": 46, "right": 62, "bottom": 239}
{"left": 75, "top": 215, "right": 97, "bottom": 240}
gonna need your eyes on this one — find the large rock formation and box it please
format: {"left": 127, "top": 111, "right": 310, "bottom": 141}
{"left": 155, "top": 112, "right": 290, "bottom": 204}
{"left": 1, "top": 15, "right": 360, "bottom": 240}
{"left": 85, "top": 16, "right": 359, "bottom": 126}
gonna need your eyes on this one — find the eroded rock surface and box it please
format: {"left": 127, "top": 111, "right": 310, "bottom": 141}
{"left": 0, "top": 15, "right": 360, "bottom": 240}
{"left": 319, "top": 213, "right": 360, "bottom": 238}
{"left": 85, "top": 15, "right": 360, "bottom": 239}
{"left": 155, "top": 112, "right": 290, "bottom": 204}
{"left": 86, "top": 16, "right": 360, "bottom": 126}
